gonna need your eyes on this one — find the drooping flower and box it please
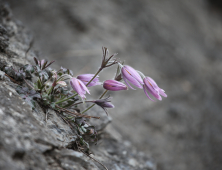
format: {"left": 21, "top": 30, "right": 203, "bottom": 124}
{"left": 70, "top": 77, "right": 90, "bottom": 99}
{"left": 103, "top": 80, "right": 128, "bottom": 91}
{"left": 77, "top": 74, "right": 101, "bottom": 87}
{"left": 120, "top": 65, "right": 144, "bottom": 90}
{"left": 143, "top": 77, "right": 167, "bottom": 101}
{"left": 93, "top": 96, "right": 115, "bottom": 115}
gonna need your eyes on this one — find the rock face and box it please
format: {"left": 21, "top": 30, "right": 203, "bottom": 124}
{"left": 5, "top": 0, "right": 222, "bottom": 170}
{"left": 0, "top": 3, "right": 156, "bottom": 170}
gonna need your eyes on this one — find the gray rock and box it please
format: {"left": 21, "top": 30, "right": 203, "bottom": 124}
{"left": 6, "top": 0, "right": 222, "bottom": 170}
{"left": 0, "top": 3, "right": 156, "bottom": 170}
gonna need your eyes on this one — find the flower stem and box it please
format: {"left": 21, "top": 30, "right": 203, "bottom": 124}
{"left": 55, "top": 93, "right": 78, "bottom": 104}
{"left": 85, "top": 68, "right": 102, "bottom": 87}
{"left": 23, "top": 78, "right": 34, "bottom": 89}
{"left": 55, "top": 67, "right": 103, "bottom": 106}
{"left": 99, "top": 89, "right": 108, "bottom": 99}
{"left": 81, "top": 90, "right": 108, "bottom": 114}
{"left": 47, "top": 85, "right": 54, "bottom": 95}
{"left": 56, "top": 105, "right": 100, "bottom": 119}
{"left": 78, "top": 68, "right": 104, "bottom": 113}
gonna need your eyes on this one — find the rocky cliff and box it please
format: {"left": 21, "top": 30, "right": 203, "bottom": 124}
{"left": 0, "top": 4, "right": 156, "bottom": 170}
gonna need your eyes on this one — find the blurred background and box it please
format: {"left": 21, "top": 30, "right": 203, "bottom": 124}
{"left": 6, "top": 0, "right": 222, "bottom": 170}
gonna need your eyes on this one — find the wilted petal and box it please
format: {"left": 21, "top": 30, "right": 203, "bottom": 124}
{"left": 94, "top": 99, "right": 115, "bottom": 108}
{"left": 57, "top": 81, "right": 67, "bottom": 87}
{"left": 103, "top": 80, "right": 128, "bottom": 91}
{"left": 102, "top": 102, "right": 115, "bottom": 108}
{"left": 93, "top": 96, "right": 115, "bottom": 115}
{"left": 52, "top": 71, "right": 57, "bottom": 79}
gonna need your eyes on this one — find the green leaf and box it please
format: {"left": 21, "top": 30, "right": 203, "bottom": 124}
{"left": 35, "top": 65, "right": 41, "bottom": 72}
{"left": 14, "top": 68, "right": 26, "bottom": 80}
{"left": 39, "top": 70, "right": 49, "bottom": 80}
{"left": 4, "top": 66, "right": 15, "bottom": 77}
{"left": 61, "top": 100, "right": 76, "bottom": 108}
{"left": 22, "top": 64, "right": 34, "bottom": 77}
{"left": 16, "top": 86, "right": 41, "bottom": 110}
{"left": 50, "top": 102, "right": 56, "bottom": 109}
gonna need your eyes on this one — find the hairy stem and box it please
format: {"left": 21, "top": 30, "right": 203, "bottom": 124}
{"left": 55, "top": 93, "right": 78, "bottom": 104}
{"left": 65, "top": 100, "right": 94, "bottom": 108}
{"left": 56, "top": 105, "right": 100, "bottom": 119}
{"left": 47, "top": 85, "right": 54, "bottom": 95}
{"left": 81, "top": 90, "right": 108, "bottom": 114}
{"left": 85, "top": 68, "right": 102, "bottom": 87}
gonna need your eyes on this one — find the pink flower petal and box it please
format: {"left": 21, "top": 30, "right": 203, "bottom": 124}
{"left": 70, "top": 77, "right": 90, "bottom": 99}
{"left": 121, "top": 66, "right": 143, "bottom": 89}
{"left": 103, "top": 80, "right": 128, "bottom": 91}
{"left": 143, "top": 85, "right": 155, "bottom": 101}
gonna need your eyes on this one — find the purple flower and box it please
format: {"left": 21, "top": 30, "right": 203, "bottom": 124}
{"left": 93, "top": 96, "right": 115, "bottom": 115}
{"left": 103, "top": 80, "right": 128, "bottom": 91}
{"left": 121, "top": 65, "right": 143, "bottom": 90}
{"left": 70, "top": 77, "right": 90, "bottom": 99}
{"left": 77, "top": 74, "right": 101, "bottom": 87}
{"left": 143, "top": 77, "right": 167, "bottom": 101}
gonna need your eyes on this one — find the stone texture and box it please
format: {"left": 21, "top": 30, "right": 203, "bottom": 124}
{"left": 0, "top": 3, "right": 156, "bottom": 170}
{"left": 5, "top": 0, "right": 222, "bottom": 170}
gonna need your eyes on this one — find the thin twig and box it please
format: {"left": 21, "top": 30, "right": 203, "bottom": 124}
{"left": 58, "top": 113, "right": 76, "bottom": 132}
{"left": 56, "top": 105, "right": 100, "bottom": 119}
{"left": 55, "top": 93, "right": 78, "bottom": 104}
{"left": 81, "top": 90, "right": 108, "bottom": 114}
{"left": 4, "top": 73, "right": 21, "bottom": 85}
{"left": 25, "top": 38, "right": 34, "bottom": 63}
{"left": 85, "top": 68, "right": 102, "bottom": 87}
{"left": 65, "top": 100, "right": 94, "bottom": 109}
{"left": 59, "top": 110, "right": 77, "bottom": 118}
{"left": 58, "top": 114, "right": 84, "bottom": 138}
{"left": 23, "top": 78, "right": 35, "bottom": 89}
{"left": 81, "top": 151, "right": 109, "bottom": 170}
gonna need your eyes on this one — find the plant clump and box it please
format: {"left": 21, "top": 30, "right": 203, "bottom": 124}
{"left": 0, "top": 47, "right": 167, "bottom": 154}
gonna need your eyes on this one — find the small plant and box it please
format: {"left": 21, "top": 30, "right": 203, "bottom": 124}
{"left": 1, "top": 47, "right": 167, "bottom": 154}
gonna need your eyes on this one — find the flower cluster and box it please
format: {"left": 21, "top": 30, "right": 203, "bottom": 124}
{"left": 69, "top": 63, "right": 166, "bottom": 107}
{"left": 101, "top": 64, "right": 167, "bottom": 102}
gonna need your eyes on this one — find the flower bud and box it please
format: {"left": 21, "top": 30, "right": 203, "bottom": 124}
{"left": 93, "top": 96, "right": 114, "bottom": 115}
{"left": 103, "top": 80, "right": 127, "bottom": 91}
